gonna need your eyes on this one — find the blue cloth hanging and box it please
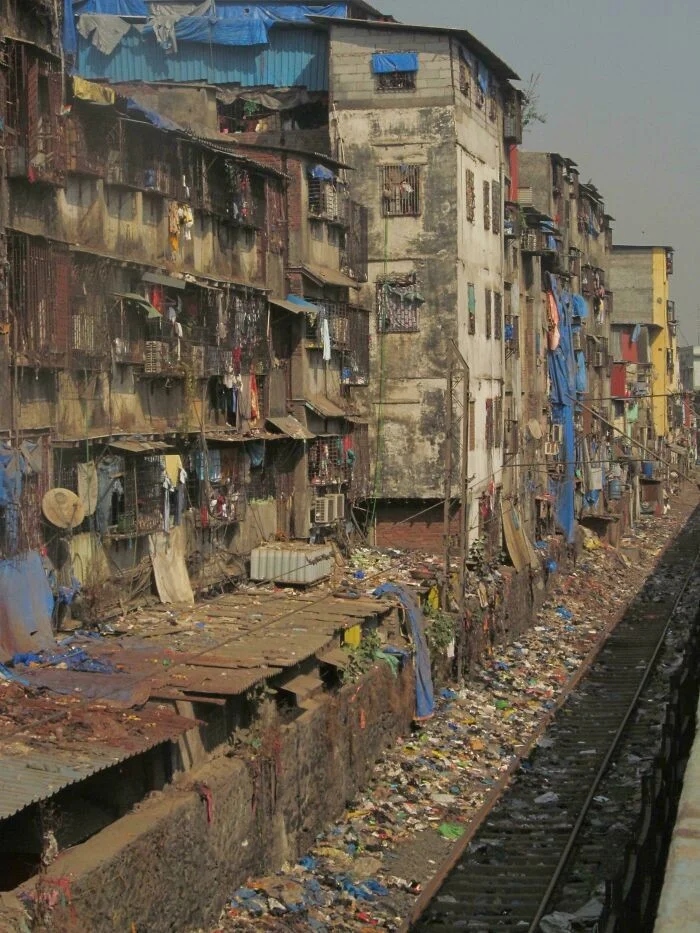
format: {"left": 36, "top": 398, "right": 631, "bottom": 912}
{"left": 371, "top": 52, "right": 419, "bottom": 74}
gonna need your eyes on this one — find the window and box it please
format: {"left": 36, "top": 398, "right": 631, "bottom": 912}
{"left": 372, "top": 52, "right": 418, "bottom": 92}
{"left": 377, "top": 71, "right": 416, "bottom": 91}
{"left": 377, "top": 274, "right": 422, "bottom": 333}
{"left": 382, "top": 165, "right": 421, "bottom": 217}
{"left": 492, "top": 181, "right": 501, "bottom": 235}
{"left": 459, "top": 59, "right": 471, "bottom": 98}
{"left": 494, "top": 292, "right": 502, "bottom": 340}
{"left": 494, "top": 395, "right": 502, "bottom": 447}
{"left": 465, "top": 169, "right": 476, "bottom": 223}
{"left": 485, "top": 288, "right": 492, "bottom": 339}
{"left": 485, "top": 398, "right": 494, "bottom": 448}
{"left": 483, "top": 180, "right": 491, "bottom": 230}
{"left": 468, "top": 283, "right": 476, "bottom": 335}
{"left": 469, "top": 399, "right": 476, "bottom": 451}
{"left": 308, "top": 175, "right": 343, "bottom": 222}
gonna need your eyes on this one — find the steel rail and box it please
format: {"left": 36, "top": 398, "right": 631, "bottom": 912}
{"left": 526, "top": 542, "right": 700, "bottom": 932}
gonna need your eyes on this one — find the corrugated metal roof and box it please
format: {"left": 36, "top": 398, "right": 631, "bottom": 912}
{"left": 301, "top": 263, "right": 360, "bottom": 289}
{"left": 109, "top": 439, "right": 171, "bottom": 453}
{"left": 304, "top": 395, "right": 346, "bottom": 418}
{"left": 76, "top": 26, "right": 329, "bottom": 90}
{"left": 0, "top": 711, "right": 194, "bottom": 820}
{"left": 267, "top": 415, "right": 316, "bottom": 439}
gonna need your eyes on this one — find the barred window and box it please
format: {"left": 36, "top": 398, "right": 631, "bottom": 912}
{"left": 469, "top": 399, "right": 476, "bottom": 451}
{"left": 459, "top": 59, "right": 471, "bottom": 98}
{"left": 382, "top": 165, "right": 421, "bottom": 217}
{"left": 466, "top": 169, "right": 476, "bottom": 223}
{"left": 485, "top": 397, "right": 494, "bottom": 448}
{"left": 485, "top": 288, "right": 492, "bottom": 339}
{"left": 468, "top": 283, "right": 476, "bottom": 335}
{"left": 492, "top": 181, "right": 501, "bottom": 235}
{"left": 494, "top": 395, "right": 503, "bottom": 447}
{"left": 342, "top": 308, "right": 370, "bottom": 385}
{"left": 377, "top": 71, "right": 416, "bottom": 91}
{"left": 494, "top": 291, "right": 502, "bottom": 341}
{"left": 377, "top": 274, "right": 423, "bottom": 333}
{"left": 483, "top": 180, "right": 491, "bottom": 230}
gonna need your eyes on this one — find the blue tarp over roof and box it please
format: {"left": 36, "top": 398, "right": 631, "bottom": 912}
{"left": 65, "top": 1, "right": 348, "bottom": 64}
{"left": 74, "top": 23, "right": 331, "bottom": 87}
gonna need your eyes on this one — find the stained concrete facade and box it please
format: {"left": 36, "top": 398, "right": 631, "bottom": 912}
{"left": 327, "top": 21, "right": 517, "bottom": 545}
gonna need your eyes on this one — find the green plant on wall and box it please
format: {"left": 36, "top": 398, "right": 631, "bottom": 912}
{"left": 342, "top": 630, "right": 383, "bottom": 684}
{"left": 424, "top": 607, "right": 456, "bottom": 658}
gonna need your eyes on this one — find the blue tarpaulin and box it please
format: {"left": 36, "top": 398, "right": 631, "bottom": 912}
{"left": 547, "top": 276, "right": 577, "bottom": 544}
{"left": 373, "top": 583, "right": 434, "bottom": 721}
{"left": 371, "top": 52, "right": 419, "bottom": 74}
{"left": 572, "top": 293, "right": 589, "bottom": 319}
{"left": 308, "top": 163, "right": 335, "bottom": 180}
{"left": 575, "top": 349, "right": 587, "bottom": 394}
{"left": 631, "top": 323, "right": 641, "bottom": 343}
{"left": 0, "top": 552, "right": 55, "bottom": 663}
{"left": 65, "top": 1, "right": 348, "bottom": 57}
{"left": 125, "top": 97, "right": 182, "bottom": 131}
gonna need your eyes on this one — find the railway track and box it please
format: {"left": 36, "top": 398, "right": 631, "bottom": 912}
{"left": 410, "top": 506, "right": 700, "bottom": 933}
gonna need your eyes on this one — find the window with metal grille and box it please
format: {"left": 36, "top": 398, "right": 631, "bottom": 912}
{"left": 376, "top": 70, "right": 416, "bottom": 91}
{"left": 382, "top": 165, "right": 421, "bottom": 217}
{"left": 494, "top": 395, "right": 502, "bottom": 447}
{"left": 485, "top": 288, "right": 492, "bottom": 339}
{"left": 492, "top": 181, "right": 501, "bottom": 235}
{"left": 468, "top": 283, "right": 476, "bottom": 335}
{"left": 341, "top": 201, "right": 368, "bottom": 283}
{"left": 308, "top": 436, "right": 350, "bottom": 485}
{"left": 483, "top": 180, "right": 491, "bottom": 230}
{"left": 494, "top": 291, "right": 502, "bottom": 341}
{"left": 308, "top": 176, "right": 344, "bottom": 222}
{"left": 469, "top": 399, "right": 476, "bottom": 451}
{"left": 377, "top": 275, "right": 422, "bottom": 333}
{"left": 342, "top": 308, "right": 370, "bottom": 385}
{"left": 465, "top": 169, "right": 476, "bottom": 223}
{"left": 485, "top": 397, "right": 494, "bottom": 448}
{"left": 459, "top": 59, "right": 471, "bottom": 98}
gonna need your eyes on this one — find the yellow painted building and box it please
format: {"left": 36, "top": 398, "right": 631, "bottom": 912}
{"left": 611, "top": 245, "right": 678, "bottom": 441}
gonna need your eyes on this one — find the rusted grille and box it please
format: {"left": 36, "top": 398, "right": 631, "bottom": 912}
{"left": 112, "top": 297, "right": 145, "bottom": 363}
{"left": 492, "top": 181, "right": 501, "bottom": 235}
{"left": 230, "top": 290, "right": 269, "bottom": 365}
{"left": 469, "top": 400, "right": 476, "bottom": 451}
{"left": 494, "top": 394, "right": 503, "bottom": 447}
{"left": 459, "top": 59, "right": 471, "bottom": 98}
{"left": 309, "top": 437, "right": 350, "bottom": 485}
{"left": 483, "top": 180, "right": 491, "bottom": 230}
{"left": 465, "top": 169, "right": 476, "bottom": 223}
{"left": 347, "top": 423, "right": 370, "bottom": 499}
{"left": 377, "top": 274, "right": 422, "bottom": 333}
{"left": 7, "top": 233, "right": 71, "bottom": 359}
{"left": 119, "top": 455, "right": 166, "bottom": 535}
{"left": 468, "top": 283, "right": 476, "bottom": 335}
{"left": 342, "top": 308, "right": 370, "bottom": 386}
{"left": 266, "top": 179, "right": 286, "bottom": 254}
{"left": 308, "top": 177, "right": 347, "bottom": 223}
{"left": 376, "top": 71, "right": 416, "bottom": 92}
{"left": 70, "top": 258, "right": 109, "bottom": 359}
{"left": 485, "top": 288, "right": 492, "bottom": 339}
{"left": 494, "top": 291, "right": 503, "bottom": 341}
{"left": 382, "top": 165, "right": 421, "bottom": 217}
{"left": 341, "top": 201, "right": 368, "bottom": 283}
{"left": 485, "top": 397, "right": 494, "bottom": 447}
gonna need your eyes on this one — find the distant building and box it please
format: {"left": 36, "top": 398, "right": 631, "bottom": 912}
{"left": 611, "top": 246, "right": 678, "bottom": 443}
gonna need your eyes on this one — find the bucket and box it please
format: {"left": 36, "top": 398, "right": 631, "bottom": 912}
{"left": 608, "top": 477, "right": 622, "bottom": 500}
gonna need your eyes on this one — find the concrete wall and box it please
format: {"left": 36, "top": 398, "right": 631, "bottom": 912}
{"left": 329, "top": 24, "right": 508, "bottom": 513}
{"left": 16, "top": 664, "right": 414, "bottom": 933}
{"left": 611, "top": 249, "right": 655, "bottom": 326}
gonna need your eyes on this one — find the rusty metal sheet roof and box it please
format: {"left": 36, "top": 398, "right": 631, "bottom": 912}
{"left": 109, "top": 439, "right": 171, "bottom": 454}
{"left": 303, "top": 395, "right": 346, "bottom": 419}
{"left": 0, "top": 707, "right": 195, "bottom": 820}
{"left": 267, "top": 415, "right": 316, "bottom": 440}
{"left": 301, "top": 262, "right": 361, "bottom": 290}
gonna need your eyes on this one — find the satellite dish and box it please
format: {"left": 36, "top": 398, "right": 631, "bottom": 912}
{"left": 527, "top": 418, "right": 543, "bottom": 441}
{"left": 42, "top": 488, "right": 85, "bottom": 529}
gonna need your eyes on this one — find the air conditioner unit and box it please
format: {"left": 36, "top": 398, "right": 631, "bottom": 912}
{"left": 550, "top": 424, "right": 563, "bottom": 444}
{"left": 544, "top": 441, "right": 560, "bottom": 457}
{"left": 594, "top": 351, "right": 605, "bottom": 367}
{"left": 332, "top": 493, "right": 346, "bottom": 520}
{"left": 314, "top": 496, "right": 336, "bottom": 524}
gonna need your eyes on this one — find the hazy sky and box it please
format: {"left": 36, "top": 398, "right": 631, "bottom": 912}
{"left": 379, "top": 0, "right": 699, "bottom": 344}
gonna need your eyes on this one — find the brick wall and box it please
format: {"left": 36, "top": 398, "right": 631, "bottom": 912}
{"left": 374, "top": 500, "right": 463, "bottom": 553}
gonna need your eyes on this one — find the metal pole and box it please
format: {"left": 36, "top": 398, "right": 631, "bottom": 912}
{"left": 456, "top": 360, "right": 470, "bottom": 678}
{"left": 442, "top": 349, "right": 453, "bottom": 609}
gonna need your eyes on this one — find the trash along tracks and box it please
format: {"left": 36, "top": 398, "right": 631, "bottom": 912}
{"left": 410, "top": 504, "right": 700, "bottom": 933}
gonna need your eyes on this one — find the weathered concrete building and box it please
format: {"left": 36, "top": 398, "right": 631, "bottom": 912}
{"left": 611, "top": 245, "right": 679, "bottom": 444}
{"left": 323, "top": 16, "right": 520, "bottom": 549}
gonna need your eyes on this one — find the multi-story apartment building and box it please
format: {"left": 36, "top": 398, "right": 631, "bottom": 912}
{"left": 321, "top": 15, "right": 520, "bottom": 551}
{"left": 611, "top": 245, "right": 678, "bottom": 445}
{"left": 0, "top": 2, "right": 372, "bottom": 617}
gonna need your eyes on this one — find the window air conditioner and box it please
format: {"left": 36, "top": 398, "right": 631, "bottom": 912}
{"left": 314, "top": 497, "right": 334, "bottom": 524}
{"left": 550, "top": 424, "right": 563, "bottom": 444}
{"left": 332, "top": 493, "right": 346, "bottom": 519}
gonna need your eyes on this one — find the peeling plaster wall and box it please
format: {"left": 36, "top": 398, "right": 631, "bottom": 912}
{"left": 330, "top": 25, "right": 507, "bottom": 525}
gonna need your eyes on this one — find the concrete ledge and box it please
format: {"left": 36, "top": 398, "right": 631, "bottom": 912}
{"left": 15, "top": 664, "right": 414, "bottom": 933}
